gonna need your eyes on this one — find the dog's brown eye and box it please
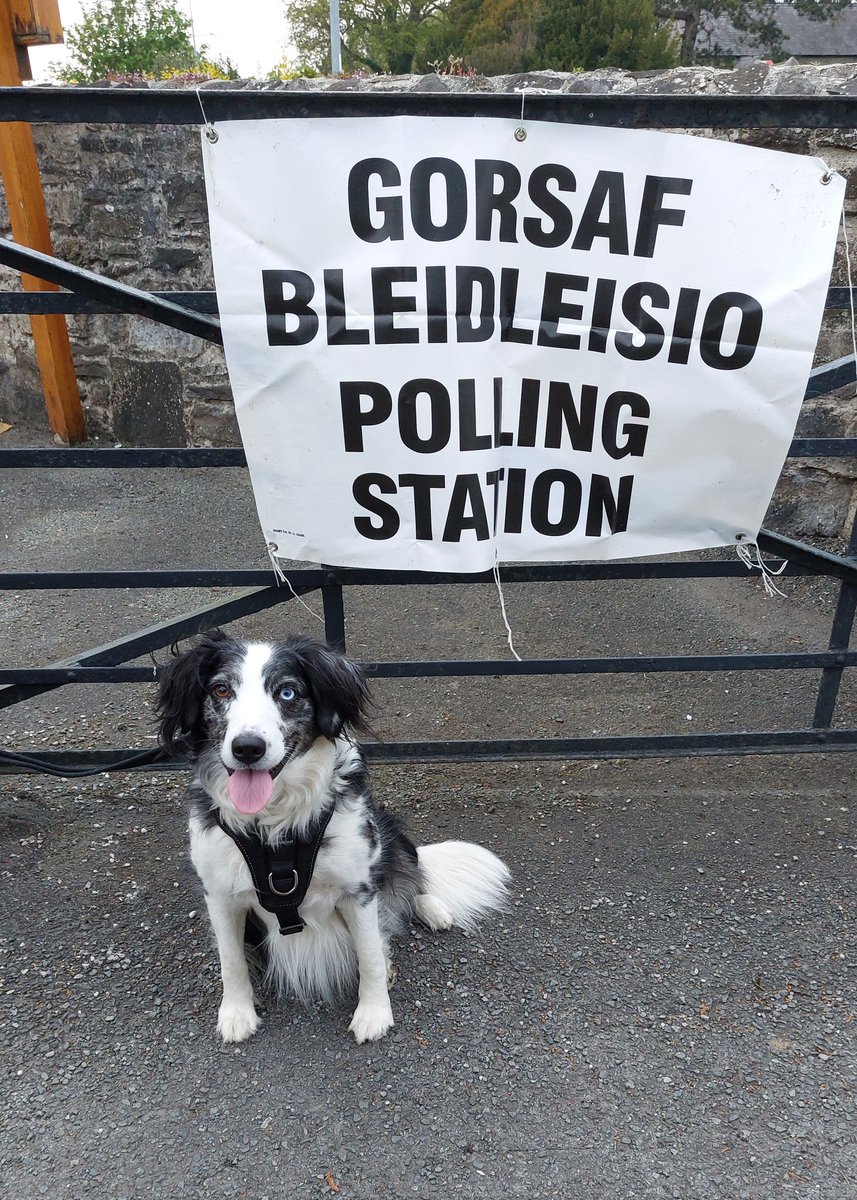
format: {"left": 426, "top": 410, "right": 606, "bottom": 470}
{"left": 211, "top": 683, "right": 232, "bottom": 700}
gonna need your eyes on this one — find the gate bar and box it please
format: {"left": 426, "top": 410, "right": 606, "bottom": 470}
{"left": 0, "top": 290, "right": 219, "bottom": 314}
{"left": 0, "top": 558, "right": 847, "bottom": 588}
{"left": 1, "top": 649, "right": 854, "bottom": 686}
{"left": 0, "top": 584, "right": 289, "bottom": 711}
{"left": 2, "top": 286, "right": 855, "bottom": 318}
{"left": 4, "top": 87, "right": 857, "bottom": 129}
{"left": 3, "top": 728, "right": 856, "bottom": 777}
{"left": 0, "top": 239, "right": 222, "bottom": 343}
{"left": 813, "top": 507, "right": 857, "bottom": 728}
{"left": 3, "top": 440, "right": 857, "bottom": 468}
{"left": 805, "top": 354, "right": 857, "bottom": 399}
{"left": 322, "top": 583, "right": 347, "bottom": 650}
{"left": 813, "top": 582, "right": 857, "bottom": 728}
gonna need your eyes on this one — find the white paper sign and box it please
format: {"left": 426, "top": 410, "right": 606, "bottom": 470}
{"left": 202, "top": 116, "right": 843, "bottom": 572}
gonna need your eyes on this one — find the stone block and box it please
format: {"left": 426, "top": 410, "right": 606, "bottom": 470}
{"left": 728, "top": 61, "right": 770, "bottom": 95}
{"left": 410, "top": 74, "right": 450, "bottom": 93}
{"left": 768, "top": 464, "right": 852, "bottom": 540}
{"left": 151, "top": 246, "right": 200, "bottom": 272}
{"left": 187, "top": 398, "right": 240, "bottom": 447}
{"left": 163, "top": 178, "right": 207, "bottom": 225}
{"left": 500, "top": 71, "right": 566, "bottom": 92}
{"left": 0, "top": 348, "right": 43, "bottom": 422}
{"left": 111, "top": 359, "right": 186, "bottom": 447}
{"left": 764, "top": 62, "right": 816, "bottom": 95}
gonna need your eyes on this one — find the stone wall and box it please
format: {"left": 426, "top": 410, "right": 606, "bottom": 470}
{"left": 0, "top": 120, "right": 230, "bottom": 445}
{"left": 1, "top": 62, "right": 856, "bottom": 541}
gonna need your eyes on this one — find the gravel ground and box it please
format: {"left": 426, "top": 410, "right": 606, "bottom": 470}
{"left": 1, "top": 428, "right": 855, "bottom": 1199}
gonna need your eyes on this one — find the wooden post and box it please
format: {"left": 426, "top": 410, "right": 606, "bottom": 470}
{"left": 0, "top": 0, "right": 85, "bottom": 443}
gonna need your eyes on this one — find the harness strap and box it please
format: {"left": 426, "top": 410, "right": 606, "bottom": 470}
{"left": 215, "top": 805, "right": 335, "bottom": 935}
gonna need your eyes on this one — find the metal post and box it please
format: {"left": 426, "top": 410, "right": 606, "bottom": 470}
{"left": 329, "top": 0, "right": 341, "bottom": 75}
{"left": 812, "top": 504, "right": 857, "bottom": 730}
{"left": 0, "top": 0, "right": 85, "bottom": 444}
{"left": 322, "top": 583, "right": 346, "bottom": 651}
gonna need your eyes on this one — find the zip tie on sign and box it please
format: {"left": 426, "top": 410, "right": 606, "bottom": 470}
{"left": 196, "top": 87, "right": 218, "bottom": 143}
{"left": 197, "top": 87, "right": 220, "bottom": 206}
{"left": 735, "top": 537, "right": 788, "bottom": 598}
{"left": 493, "top": 553, "right": 522, "bottom": 661}
{"left": 515, "top": 88, "right": 528, "bottom": 142}
{"left": 267, "top": 543, "right": 326, "bottom": 626}
{"left": 513, "top": 86, "right": 549, "bottom": 143}
{"left": 839, "top": 202, "right": 857, "bottom": 396}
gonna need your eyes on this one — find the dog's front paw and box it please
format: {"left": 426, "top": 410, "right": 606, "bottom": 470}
{"left": 349, "top": 1000, "right": 394, "bottom": 1044}
{"left": 217, "top": 1002, "right": 260, "bottom": 1043}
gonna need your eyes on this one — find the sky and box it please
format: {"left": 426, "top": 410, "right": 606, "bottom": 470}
{"left": 29, "top": 0, "right": 294, "bottom": 82}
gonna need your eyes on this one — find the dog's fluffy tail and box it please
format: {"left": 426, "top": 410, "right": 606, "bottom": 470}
{"left": 415, "top": 840, "right": 510, "bottom": 931}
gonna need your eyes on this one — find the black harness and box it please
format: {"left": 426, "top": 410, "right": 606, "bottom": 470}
{"left": 215, "top": 806, "right": 335, "bottom": 935}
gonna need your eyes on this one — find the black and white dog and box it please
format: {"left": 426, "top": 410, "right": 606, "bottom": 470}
{"left": 156, "top": 631, "right": 510, "bottom": 1044}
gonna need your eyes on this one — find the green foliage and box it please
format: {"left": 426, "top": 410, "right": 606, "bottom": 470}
{"left": 539, "top": 0, "right": 678, "bottom": 71}
{"left": 161, "top": 57, "right": 240, "bottom": 82}
{"left": 432, "top": 0, "right": 539, "bottom": 74}
{"left": 442, "top": 0, "right": 649, "bottom": 74}
{"left": 283, "top": 0, "right": 854, "bottom": 77}
{"left": 268, "top": 59, "right": 321, "bottom": 80}
{"left": 656, "top": 0, "right": 853, "bottom": 66}
{"left": 287, "top": 0, "right": 678, "bottom": 77}
{"left": 285, "top": 0, "right": 449, "bottom": 75}
{"left": 473, "top": 0, "right": 543, "bottom": 72}
{"left": 55, "top": 0, "right": 236, "bottom": 83}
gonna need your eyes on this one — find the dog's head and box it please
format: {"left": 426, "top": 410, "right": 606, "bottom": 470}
{"left": 156, "top": 630, "right": 370, "bottom": 816}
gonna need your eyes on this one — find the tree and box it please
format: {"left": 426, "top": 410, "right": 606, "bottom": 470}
{"left": 435, "top": 0, "right": 541, "bottom": 74}
{"left": 56, "top": 0, "right": 235, "bottom": 83}
{"left": 656, "top": 0, "right": 852, "bottom": 66}
{"left": 538, "top": 0, "right": 678, "bottom": 70}
{"left": 285, "top": 0, "right": 450, "bottom": 75}
{"left": 412, "top": 0, "right": 677, "bottom": 74}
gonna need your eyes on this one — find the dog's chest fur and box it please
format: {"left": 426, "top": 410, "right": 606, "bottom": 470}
{"left": 189, "top": 739, "right": 384, "bottom": 912}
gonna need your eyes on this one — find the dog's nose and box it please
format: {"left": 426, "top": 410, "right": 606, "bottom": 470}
{"left": 231, "top": 733, "right": 267, "bottom": 765}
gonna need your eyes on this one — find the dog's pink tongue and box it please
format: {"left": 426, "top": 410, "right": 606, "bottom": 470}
{"left": 228, "top": 769, "right": 274, "bottom": 814}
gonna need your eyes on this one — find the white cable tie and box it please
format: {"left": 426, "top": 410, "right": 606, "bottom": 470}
{"left": 840, "top": 203, "right": 857, "bottom": 396}
{"left": 735, "top": 539, "right": 788, "bottom": 598}
{"left": 493, "top": 555, "right": 522, "bottom": 661}
{"left": 267, "top": 545, "right": 325, "bottom": 625}
{"left": 196, "top": 86, "right": 218, "bottom": 142}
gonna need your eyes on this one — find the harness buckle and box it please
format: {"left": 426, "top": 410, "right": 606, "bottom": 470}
{"left": 268, "top": 869, "right": 299, "bottom": 897}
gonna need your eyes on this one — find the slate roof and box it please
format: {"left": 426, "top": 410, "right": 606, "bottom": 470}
{"left": 699, "top": 3, "right": 857, "bottom": 59}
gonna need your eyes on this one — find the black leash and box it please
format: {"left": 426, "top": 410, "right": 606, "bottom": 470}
{"left": 0, "top": 746, "right": 172, "bottom": 778}
{"left": 215, "top": 806, "right": 336, "bottom": 935}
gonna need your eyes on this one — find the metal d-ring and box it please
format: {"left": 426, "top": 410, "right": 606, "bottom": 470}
{"left": 268, "top": 869, "right": 299, "bottom": 896}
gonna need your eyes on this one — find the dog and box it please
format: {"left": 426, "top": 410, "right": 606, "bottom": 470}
{"left": 156, "top": 630, "right": 510, "bottom": 1043}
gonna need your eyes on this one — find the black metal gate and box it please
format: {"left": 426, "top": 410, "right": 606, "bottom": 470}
{"left": 1, "top": 87, "right": 856, "bottom": 774}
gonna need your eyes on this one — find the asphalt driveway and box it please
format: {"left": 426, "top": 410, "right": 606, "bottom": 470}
{"left": 1, "top": 430, "right": 854, "bottom": 1199}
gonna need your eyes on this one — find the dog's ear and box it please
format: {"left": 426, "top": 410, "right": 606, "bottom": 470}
{"left": 292, "top": 637, "right": 371, "bottom": 741}
{"left": 156, "top": 630, "right": 230, "bottom": 756}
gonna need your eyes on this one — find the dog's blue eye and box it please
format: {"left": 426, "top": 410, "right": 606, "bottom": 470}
{"left": 279, "top": 686, "right": 296, "bottom": 702}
